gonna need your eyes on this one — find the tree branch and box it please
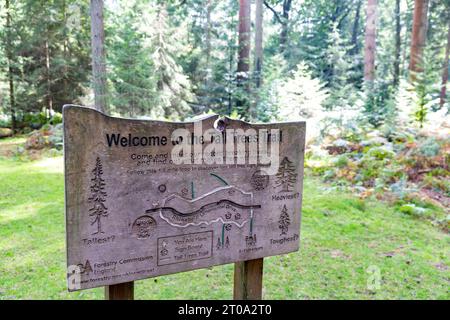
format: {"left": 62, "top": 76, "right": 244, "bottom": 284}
{"left": 264, "top": 1, "right": 284, "bottom": 25}
{"left": 283, "top": 0, "right": 293, "bottom": 18}
{"left": 337, "top": 6, "right": 352, "bottom": 30}
{"left": 174, "top": 0, "right": 187, "bottom": 7}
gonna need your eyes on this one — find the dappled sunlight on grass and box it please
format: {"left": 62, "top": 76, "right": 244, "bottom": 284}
{"left": 30, "top": 156, "right": 63, "bottom": 173}
{"left": 0, "top": 202, "right": 41, "bottom": 224}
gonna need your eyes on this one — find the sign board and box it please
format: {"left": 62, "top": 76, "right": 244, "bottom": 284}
{"left": 64, "top": 105, "right": 306, "bottom": 291}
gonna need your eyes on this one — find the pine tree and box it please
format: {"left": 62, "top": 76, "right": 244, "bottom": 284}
{"left": 277, "top": 62, "right": 328, "bottom": 120}
{"left": 322, "top": 24, "right": 360, "bottom": 110}
{"left": 2, "top": 0, "right": 91, "bottom": 115}
{"left": 88, "top": 157, "right": 108, "bottom": 235}
{"left": 149, "top": 2, "right": 193, "bottom": 120}
{"left": 275, "top": 157, "right": 297, "bottom": 192}
{"left": 409, "top": 42, "right": 441, "bottom": 127}
{"left": 278, "top": 205, "right": 290, "bottom": 235}
{"left": 412, "top": 59, "right": 432, "bottom": 128}
{"left": 109, "top": 3, "right": 155, "bottom": 117}
{"left": 362, "top": 79, "right": 395, "bottom": 127}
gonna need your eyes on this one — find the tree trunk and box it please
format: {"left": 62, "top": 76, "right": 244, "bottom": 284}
{"left": 45, "top": 38, "right": 53, "bottom": 117}
{"left": 5, "top": 0, "right": 16, "bottom": 131}
{"left": 237, "top": 0, "right": 251, "bottom": 117}
{"left": 63, "top": 0, "right": 69, "bottom": 98}
{"left": 393, "top": 0, "right": 401, "bottom": 87}
{"left": 237, "top": 0, "right": 251, "bottom": 77}
{"left": 363, "top": 0, "right": 378, "bottom": 82}
{"left": 280, "top": 0, "right": 292, "bottom": 54}
{"left": 254, "top": 0, "right": 263, "bottom": 88}
{"left": 409, "top": 0, "right": 429, "bottom": 82}
{"left": 204, "top": 0, "right": 212, "bottom": 94}
{"left": 90, "top": 0, "right": 107, "bottom": 113}
{"left": 263, "top": 0, "right": 292, "bottom": 55}
{"left": 205, "top": 0, "right": 212, "bottom": 69}
{"left": 439, "top": 19, "right": 450, "bottom": 109}
{"left": 253, "top": 0, "right": 264, "bottom": 118}
{"left": 350, "top": 0, "right": 362, "bottom": 55}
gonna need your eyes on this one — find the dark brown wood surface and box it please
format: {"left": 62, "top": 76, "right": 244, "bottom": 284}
{"left": 233, "top": 258, "right": 264, "bottom": 300}
{"left": 105, "top": 281, "right": 134, "bottom": 300}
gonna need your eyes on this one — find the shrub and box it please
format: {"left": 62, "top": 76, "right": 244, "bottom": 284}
{"left": 398, "top": 203, "right": 428, "bottom": 216}
{"left": 48, "top": 124, "right": 63, "bottom": 149}
{"left": 389, "top": 177, "right": 417, "bottom": 199}
{"left": 0, "top": 117, "right": 11, "bottom": 128}
{"left": 277, "top": 62, "right": 328, "bottom": 120}
{"left": 22, "top": 112, "right": 49, "bottom": 129}
{"left": 25, "top": 130, "right": 52, "bottom": 150}
{"left": 366, "top": 146, "right": 395, "bottom": 160}
{"left": 417, "top": 137, "right": 440, "bottom": 157}
{"left": 333, "top": 154, "right": 349, "bottom": 168}
{"left": 423, "top": 175, "right": 450, "bottom": 196}
{"left": 323, "top": 169, "right": 336, "bottom": 181}
{"left": 0, "top": 127, "right": 13, "bottom": 138}
{"left": 362, "top": 80, "right": 396, "bottom": 127}
{"left": 25, "top": 124, "right": 63, "bottom": 150}
{"left": 49, "top": 112, "right": 63, "bottom": 125}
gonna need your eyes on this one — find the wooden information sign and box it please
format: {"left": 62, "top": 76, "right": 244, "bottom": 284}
{"left": 64, "top": 105, "right": 305, "bottom": 295}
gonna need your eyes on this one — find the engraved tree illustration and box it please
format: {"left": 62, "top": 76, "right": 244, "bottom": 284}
{"left": 274, "top": 157, "right": 297, "bottom": 192}
{"left": 88, "top": 157, "right": 108, "bottom": 235}
{"left": 278, "top": 205, "right": 290, "bottom": 235}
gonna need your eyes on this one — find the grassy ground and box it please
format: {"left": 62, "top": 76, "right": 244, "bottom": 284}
{"left": 0, "top": 135, "right": 26, "bottom": 158}
{"left": 0, "top": 138, "right": 448, "bottom": 299}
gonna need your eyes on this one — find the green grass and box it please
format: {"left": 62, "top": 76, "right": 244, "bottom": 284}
{"left": 0, "top": 155, "right": 448, "bottom": 300}
{"left": 0, "top": 135, "right": 26, "bottom": 158}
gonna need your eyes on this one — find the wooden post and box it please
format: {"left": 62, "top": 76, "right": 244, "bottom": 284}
{"left": 105, "top": 281, "right": 134, "bottom": 300}
{"left": 233, "top": 258, "right": 264, "bottom": 300}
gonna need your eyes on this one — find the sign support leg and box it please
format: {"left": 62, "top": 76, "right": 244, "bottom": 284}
{"left": 105, "top": 281, "right": 134, "bottom": 300}
{"left": 233, "top": 258, "right": 263, "bottom": 300}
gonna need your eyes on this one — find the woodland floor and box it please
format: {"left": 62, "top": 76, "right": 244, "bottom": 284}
{"left": 0, "top": 136, "right": 448, "bottom": 299}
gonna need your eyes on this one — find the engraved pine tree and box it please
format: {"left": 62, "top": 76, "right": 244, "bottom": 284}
{"left": 88, "top": 157, "right": 108, "bottom": 235}
{"left": 279, "top": 205, "right": 290, "bottom": 235}
{"left": 274, "top": 157, "right": 297, "bottom": 192}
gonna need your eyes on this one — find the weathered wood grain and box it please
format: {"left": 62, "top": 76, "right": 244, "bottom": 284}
{"left": 105, "top": 282, "right": 134, "bottom": 300}
{"left": 64, "top": 105, "right": 305, "bottom": 291}
{"left": 234, "top": 258, "right": 264, "bottom": 300}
